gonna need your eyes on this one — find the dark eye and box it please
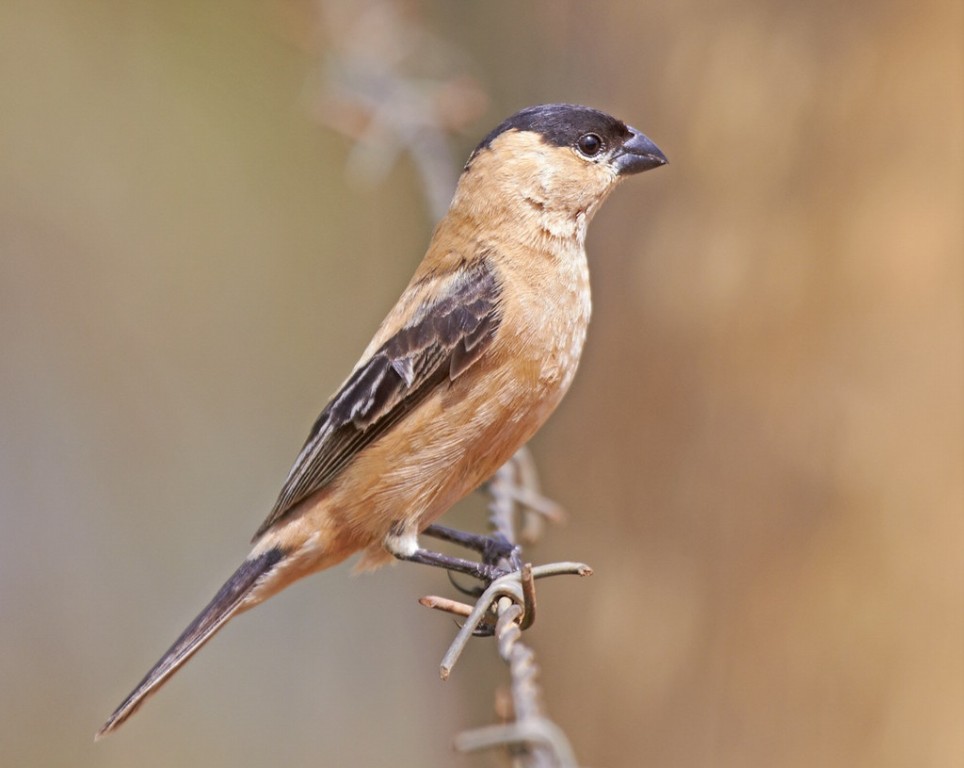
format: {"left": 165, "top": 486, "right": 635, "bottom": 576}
{"left": 576, "top": 133, "right": 604, "bottom": 157}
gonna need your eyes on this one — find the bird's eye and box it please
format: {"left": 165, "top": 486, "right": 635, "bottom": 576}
{"left": 576, "top": 133, "right": 604, "bottom": 157}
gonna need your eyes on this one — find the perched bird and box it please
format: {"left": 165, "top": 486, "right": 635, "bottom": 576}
{"left": 96, "top": 103, "right": 666, "bottom": 739}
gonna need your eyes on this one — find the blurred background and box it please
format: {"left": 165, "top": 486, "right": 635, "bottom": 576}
{"left": 1, "top": 1, "right": 960, "bottom": 766}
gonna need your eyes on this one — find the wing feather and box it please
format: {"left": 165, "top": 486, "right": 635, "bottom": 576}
{"left": 253, "top": 257, "right": 502, "bottom": 539}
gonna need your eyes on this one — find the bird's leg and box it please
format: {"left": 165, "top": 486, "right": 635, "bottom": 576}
{"left": 394, "top": 548, "right": 507, "bottom": 583}
{"left": 386, "top": 523, "right": 511, "bottom": 583}
{"left": 422, "top": 524, "right": 520, "bottom": 567}
{"left": 386, "top": 447, "right": 552, "bottom": 584}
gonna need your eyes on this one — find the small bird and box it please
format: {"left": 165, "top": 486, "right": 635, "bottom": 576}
{"left": 96, "top": 103, "right": 666, "bottom": 738}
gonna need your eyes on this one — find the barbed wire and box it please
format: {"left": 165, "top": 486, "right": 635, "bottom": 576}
{"left": 419, "top": 450, "right": 593, "bottom": 767}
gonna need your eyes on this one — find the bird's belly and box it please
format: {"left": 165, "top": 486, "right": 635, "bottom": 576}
{"left": 282, "top": 275, "right": 590, "bottom": 572}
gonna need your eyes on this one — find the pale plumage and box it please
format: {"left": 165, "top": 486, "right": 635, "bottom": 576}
{"left": 96, "top": 104, "right": 666, "bottom": 739}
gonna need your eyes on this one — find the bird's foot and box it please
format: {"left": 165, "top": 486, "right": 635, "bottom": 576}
{"left": 386, "top": 522, "right": 523, "bottom": 594}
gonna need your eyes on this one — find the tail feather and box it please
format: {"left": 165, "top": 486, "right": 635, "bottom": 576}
{"left": 95, "top": 546, "right": 285, "bottom": 740}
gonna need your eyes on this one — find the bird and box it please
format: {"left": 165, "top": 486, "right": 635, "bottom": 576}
{"left": 95, "top": 103, "right": 666, "bottom": 739}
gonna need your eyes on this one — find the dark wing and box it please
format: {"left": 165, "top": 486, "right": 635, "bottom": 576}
{"left": 253, "top": 257, "right": 502, "bottom": 539}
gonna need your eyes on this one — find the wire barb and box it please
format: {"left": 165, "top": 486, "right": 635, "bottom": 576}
{"left": 433, "top": 560, "right": 591, "bottom": 678}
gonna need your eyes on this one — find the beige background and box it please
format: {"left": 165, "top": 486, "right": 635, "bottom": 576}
{"left": 1, "top": 1, "right": 961, "bottom": 766}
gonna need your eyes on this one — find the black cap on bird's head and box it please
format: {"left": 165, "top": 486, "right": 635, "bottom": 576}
{"left": 467, "top": 103, "right": 667, "bottom": 175}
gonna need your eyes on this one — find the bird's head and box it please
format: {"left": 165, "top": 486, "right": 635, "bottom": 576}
{"left": 451, "top": 103, "right": 667, "bottom": 245}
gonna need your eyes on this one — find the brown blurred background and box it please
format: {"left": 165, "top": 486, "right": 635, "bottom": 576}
{"left": 1, "top": 1, "right": 960, "bottom": 766}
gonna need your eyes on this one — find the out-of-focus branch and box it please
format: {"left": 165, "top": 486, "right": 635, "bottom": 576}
{"left": 293, "top": 0, "right": 489, "bottom": 219}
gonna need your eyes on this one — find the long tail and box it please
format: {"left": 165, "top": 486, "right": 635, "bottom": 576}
{"left": 95, "top": 546, "right": 286, "bottom": 740}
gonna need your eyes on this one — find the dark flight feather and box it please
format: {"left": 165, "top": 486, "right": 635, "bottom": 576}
{"left": 95, "top": 546, "right": 285, "bottom": 739}
{"left": 253, "top": 257, "right": 502, "bottom": 539}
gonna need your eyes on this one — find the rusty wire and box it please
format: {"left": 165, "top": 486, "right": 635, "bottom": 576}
{"left": 419, "top": 450, "right": 592, "bottom": 767}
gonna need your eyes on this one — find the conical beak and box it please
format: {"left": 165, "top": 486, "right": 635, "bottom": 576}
{"left": 613, "top": 128, "right": 668, "bottom": 175}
